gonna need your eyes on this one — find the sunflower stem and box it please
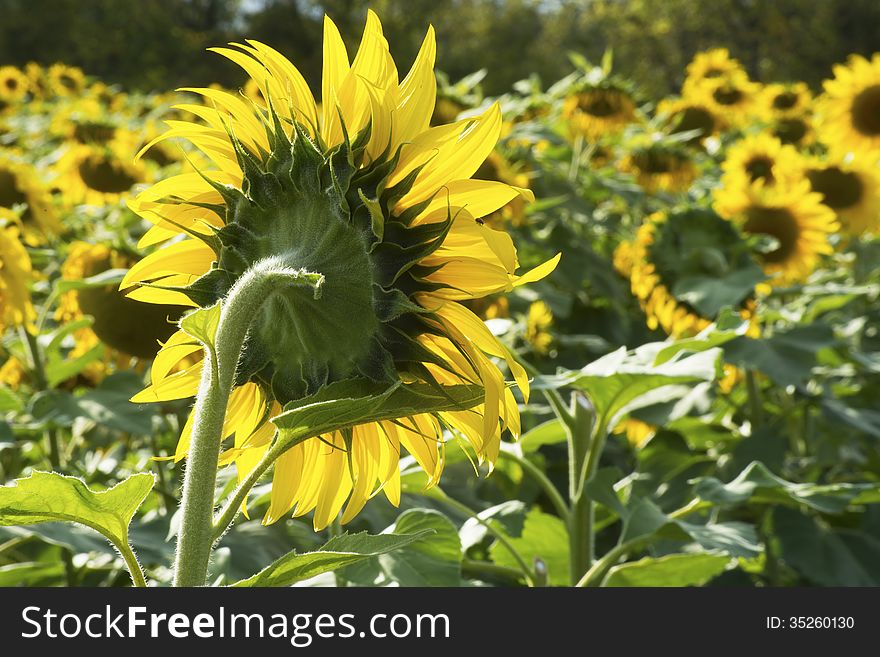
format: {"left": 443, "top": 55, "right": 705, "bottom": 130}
{"left": 566, "top": 393, "right": 598, "bottom": 586}
{"left": 173, "top": 258, "right": 324, "bottom": 587}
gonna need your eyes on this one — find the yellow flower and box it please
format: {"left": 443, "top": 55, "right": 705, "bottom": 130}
{"left": 0, "top": 151, "right": 61, "bottom": 245}
{"left": 819, "top": 53, "right": 880, "bottom": 158}
{"left": 687, "top": 72, "right": 760, "bottom": 131}
{"left": 525, "top": 301, "right": 553, "bottom": 355}
{"left": 656, "top": 97, "right": 720, "bottom": 144}
{"left": 715, "top": 178, "right": 838, "bottom": 286}
{"left": 684, "top": 48, "right": 745, "bottom": 88}
{"left": 760, "top": 82, "right": 812, "bottom": 120}
{"left": 56, "top": 242, "right": 185, "bottom": 383}
{"left": 805, "top": 154, "right": 880, "bottom": 236}
{"left": 46, "top": 63, "right": 87, "bottom": 97}
{"left": 55, "top": 143, "right": 148, "bottom": 206}
{"left": 49, "top": 97, "right": 119, "bottom": 146}
{"left": 0, "top": 223, "right": 35, "bottom": 333}
{"left": 0, "top": 354, "right": 27, "bottom": 389}
{"left": 626, "top": 209, "right": 760, "bottom": 338}
{"left": 563, "top": 86, "right": 637, "bottom": 140}
{"left": 123, "top": 12, "right": 559, "bottom": 530}
{"left": 768, "top": 116, "right": 815, "bottom": 148}
{"left": 0, "top": 66, "right": 29, "bottom": 109}
{"left": 613, "top": 418, "right": 655, "bottom": 448}
{"left": 473, "top": 150, "right": 531, "bottom": 226}
{"left": 619, "top": 143, "right": 697, "bottom": 193}
{"left": 720, "top": 133, "right": 806, "bottom": 191}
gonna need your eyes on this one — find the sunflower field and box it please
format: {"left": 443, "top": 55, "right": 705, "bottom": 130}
{"left": 2, "top": 5, "right": 880, "bottom": 592}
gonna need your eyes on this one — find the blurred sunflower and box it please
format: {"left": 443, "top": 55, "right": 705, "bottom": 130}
{"left": 0, "top": 354, "right": 27, "bottom": 388}
{"left": 619, "top": 141, "right": 697, "bottom": 193}
{"left": 613, "top": 418, "right": 655, "bottom": 448}
{"left": 525, "top": 300, "right": 553, "bottom": 355}
{"left": 761, "top": 82, "right": 812, "bottom": 119}
{"left": 563, "top": 84, "right": 637, "bottom": 140}
{"left": 621, "top": 208, "right": 761, "bottom": 338}
{"left": 684, "top": 48, "right": 744, "bottom": 88}
{"left": 768, "top": 115, "right": 815, "bottom": 148}
{"left": 0, "top": 151, "right": 60, "bottom": 244}
{"left": 123, "top": 12, "right": 559, "bottom": 530}
{"left": 657, "top": 97, "right": 720, "bottom": 145}
{"left": 690, "top": 73, "right": 760, "bottom": 130}
{"left": 56, "top": 242, "right": 185, "bottom": 383}
{"left": 805, "top": 155, "right": 880, "bottom": 236}
{"left": 720, "top": 133, "right": 805, "bottom": 190}
{"left": 49, "top": 97, "right": 119, "bottom": 146}
{"left": 46, "top": 63, "right": 87, "bottom": 97}
{"left": 0, "top": 223, "right": 34, "bottom": 334}
{"left": 820, "top": 53, "right": 880, "bottom": 157}
{"left": 0, "top": 66, "right": 29, "bottom": 110}
{"left": 715, "top": 179, "right": 838, "bottom": 285}
{"left": 56, "top": 143, "right": 148, "bottom": 205}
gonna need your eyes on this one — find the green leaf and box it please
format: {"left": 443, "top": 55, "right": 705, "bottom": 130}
{"left": 604, "top": 552, "right": 732, "bottom": 587}
{"left": 272, "top": 379, "right": 484, "bottom": 448}
{"left": 537, "top": 343, "right": 719, "bottom": 429}
{"left": 693, "top": 461, "right": 880, "bottom": 514}
{"left": 584, "top": 467, "right": 627, "bottom": 518}
{"left": 55, "top": 268, "right": 127, "bottom": 293}
{"left": 672, "top": 265, "right": 766, "bottom": 318}
{"left": 490, "top": 508, "right": 570, "bottom": 586}
{"left": 230, "top": 529, "right": 432, "bottom": 587}
{"left": 724, "top": 324, "right": 836, "bottom": 386}
{"left": 520, "top": 418, "right": 567, "bottom": 453}
{"left": 27, "top": 388, "right": 157, "bottom": 434}
{"left": 0, "top": 471, "right": 154, "bottom": 554}
{"left": 179, "top": 302, "right": 221, "bottom": 351}
{"left": 378, "top": 509, "right": 462, "bottom": 586}
{"left": 0, "top": 386, "right": 22, "bottom": 413}
{"left": 0, "top": 561, "right": 65, "bottom": 586}
{"left": 773, "top": 507, "right": 880, "bottom": 586}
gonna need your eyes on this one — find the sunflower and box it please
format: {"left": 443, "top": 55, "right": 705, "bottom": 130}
{"left": 768, "top": 115, "right": 815, "bottom": 148}
{"left": 525, "top": 301, "right": 553, "bottom": 355}
{"left": 720, "top": 133, "right": 806, "bottom": 191}
{"left": 619, "top": 142, "right": 697, "bottom": 193}
{"left": 612, "top": 418, "right": 655, "bottom": 448}
{"left": 625, "top": 208, "right": 761, "bottom": 338}
{"left": 0, "top": 354, "right": 27, "bottom": 388}
{"left": 0, "top": 66, "right": 29, "bottom": 109}
{"left": 656, "top": 97, "right": 720, "bottom": 144}
{"left": 688, "top": 73, "right": 760, "bottom": 131}
{"left": 563, "top": 85, "right": 637, "bottom": 140}
{"left": 49, "top": 97, "right": 119, "bottom": 146}
{"left": 761, "top": 82, "right": 812, "bottom": 119}
{"left": 472, "top": 150, "right": 531, "bottom": 226}
{"left": 56, "top": 242, "right": 185, "bottom": 382}
{"left": 0, "top": 151, "right": 60, "bottom": 244}
{"left": 684, "top": 48, "right": 745, "bottom": 88}
{"left": 46, "top": 63, "right": 87, "bottom": 97}
{"left": 56, "top": 143, "right": 148, "bottom": 205}
{"left": 714, "top": 178, "right": 838, "bottom": 285}
{"left": 805, "top": 155, "right": 880, "bottom": 236}
{"left": 819, "top": 53, "right": 880, "bottom": 157}
{"left": 0, "top": 223, "right": 34, "bottom": 334}
{"left": 123, "top": 12, "right": 559, "bottom": 530}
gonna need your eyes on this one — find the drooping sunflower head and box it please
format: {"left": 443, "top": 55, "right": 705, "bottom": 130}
{"left": 619, "top": 140, "right": 697, "bottom": 193}
{"left": 656, "top": 97, "right": 720, "bottom": 145}
{"left": 684, "top": 48, "right": 745, "bottom": 88}
{"left": 0, "top": 222, "right": 34, "bottom": 334}
{"left": 714, "top": 178, "right": 838, "bottom": 286}
{"left": 124, "top": 12, "right": 558, "bottom": 530}
{"left": 805, "top": 154, "right": 880, "bottom": 236}
{"left": 625, "top": 208, "right": 762, "bottom": 338}
{"left": 0, "top": 150, "right": 60, "bottom": 245}
{"left": 562, "top": 83, "right": 638, "bottom": 140}
{"left": 819, "top": 53, "right": 880, "bottom": 157}
{"left": 720, "top": 133, "right": 806, "bottom": 191}
{"left": 58, "top": 242, "right": 185, "bottom": 364}
{"left": 761, "top": 82, "right": 812, "bottom": 119}
{"left": 56, "top": 143, "right": 148, "bottom": 206}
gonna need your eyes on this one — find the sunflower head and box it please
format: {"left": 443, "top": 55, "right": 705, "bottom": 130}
{"left": 525, "top": 300, "right": 553, "bottom": 355}
{"left": 619, "top": 141, "right": 697, "bottom": 193}
{"left": 820, "top": 53, "right": 880, "bottom": 157}
{"left": 720, "top": 133, "right": 806, "bottom": 191}
{"left": 684, "top": 48, "right": 745, "bottom": 88}
{"left": 56, "top": 143, "right": 148, "bottom": 205}
{"left": 563, "top": 82, "right": 638, "bottom": 140}
{"left": 761, "top": 82, "right": 812, "bottom": 119}
{"left": 0, "top": 151, "right": 60, "bottom": 244}
{"left": 769, "top": 116, "right": 815, "bottom": 147}
{"left": 0, "top": 66, "right": 29, "bottom": 106}
{"left": 657, "top": 97, "right": 719, "bottom": 145}
{"left": 47, "top": 63, "right": 87, "bottom": 97}
{"left": 715, "top": 178, "right": 838, "bottom": 285}
{"left": 626, "top": 208, "right": 762, "bottom": 338}
{"left": 805, "top": 155, "right": 880, "bottom": 236}
{"left": 124, "top": 12, "right": 558, "bottom": 529}
{"left": 686, "top": 72, "right": 759, "bottom": 131}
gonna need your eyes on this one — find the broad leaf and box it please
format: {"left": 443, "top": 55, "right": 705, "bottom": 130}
{"left": 604, "top": 552, "right": 732, "bottom": 587}
{"left": 377, "top": 509, "right": 462, "bottom": 586}
{"left": 0, "top": 471, "right": 154, "bottom": 555}
{"left": 693, "top": 461, "right": 880, "bottom": 514}
{"left": 231, "top": 529, "right": 432, "bottom": 587}
{"left": 520, "top": 418, "right": 567, "bottom": 453}
{"left": 490, "top": 508, "right": 570, "bottom": 586}
{"left": 723, "top": 324, "right": 836, "bottom": 386}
